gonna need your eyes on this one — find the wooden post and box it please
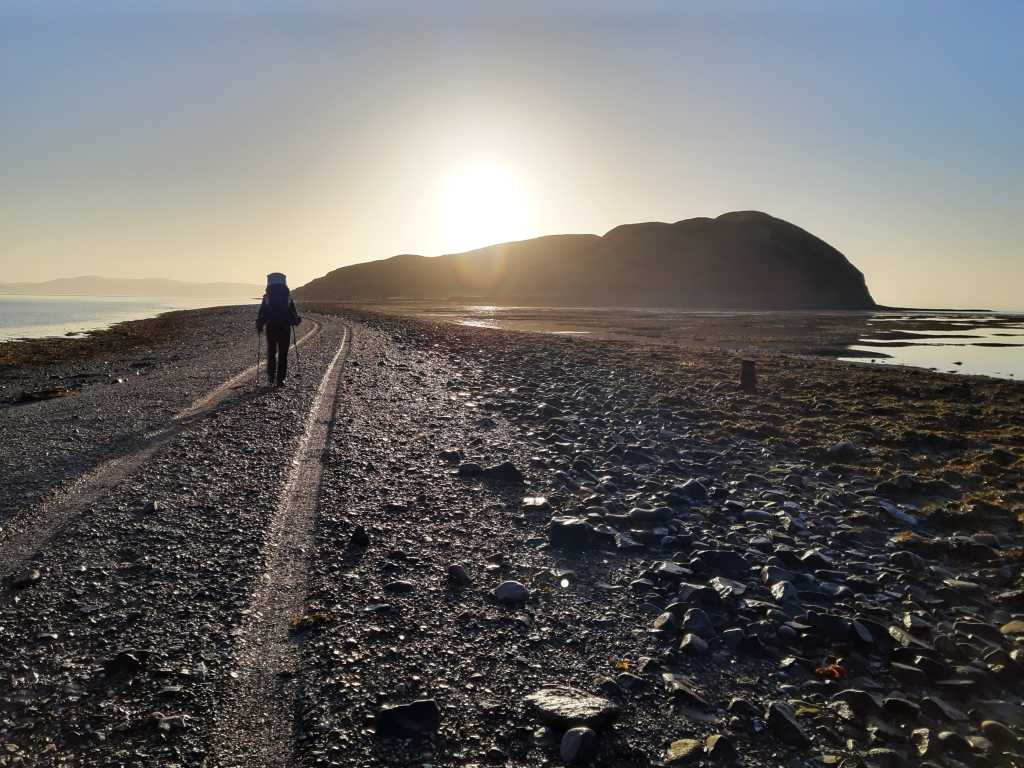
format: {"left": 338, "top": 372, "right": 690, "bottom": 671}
{"left": 740, "top": 360, "right": 757, "bottom": 393}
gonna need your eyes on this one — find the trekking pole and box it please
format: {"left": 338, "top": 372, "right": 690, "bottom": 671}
{"left": 255, "top": 329, "right": 261, "bottom": 388}
{"left": 292, "top": 324, "right": 301, "bottom": 378}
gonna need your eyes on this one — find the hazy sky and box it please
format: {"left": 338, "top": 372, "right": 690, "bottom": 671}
{"left": 2, "top": 1, "right": 1021, "bottom": 308}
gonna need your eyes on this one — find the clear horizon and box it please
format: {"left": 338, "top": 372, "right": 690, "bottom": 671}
{"left": 2, "top": 1, "right": 1021, "bottom": 309}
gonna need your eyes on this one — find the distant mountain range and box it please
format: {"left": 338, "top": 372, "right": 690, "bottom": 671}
{"left": 295, "top": 211, "right": 876, "bottom": 309}
{"left": 0, "top": 276, "right": 261, "bottom": 298}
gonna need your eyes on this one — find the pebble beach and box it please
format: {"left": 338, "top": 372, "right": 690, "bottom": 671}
{"left": 0, "top": 305, "right": 1022, "bottom": 767}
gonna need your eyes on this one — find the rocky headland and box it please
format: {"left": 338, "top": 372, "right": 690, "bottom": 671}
{"left": 295, "top": 211, "right": 876, "bottom": 310}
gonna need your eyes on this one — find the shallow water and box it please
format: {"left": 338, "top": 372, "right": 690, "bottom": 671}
{"left": 423, "top": 304, "right": 1024, "bottom": 380}
{"left": 839, "top": 312, "right": 1024, "bottom": 379}
{"left": 0, "top": 295, "right": 248, "bottom": 341}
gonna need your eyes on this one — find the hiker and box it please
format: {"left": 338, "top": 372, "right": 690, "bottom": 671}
{"left": 256, "top": 272, "right": 301, "bottom": 386}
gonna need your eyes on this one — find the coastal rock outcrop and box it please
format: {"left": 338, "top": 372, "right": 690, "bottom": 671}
{"left": 295, "top": 211, "right": 876, "bottom": 309}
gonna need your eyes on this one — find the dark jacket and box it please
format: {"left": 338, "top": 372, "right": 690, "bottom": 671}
{"left": 257, "top": 284, "right": 300, "bottom": 331}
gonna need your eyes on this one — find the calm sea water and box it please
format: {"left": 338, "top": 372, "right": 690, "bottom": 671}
{"left": 0, "top": 295, "right": 250, "bottom": 341}
{"left": 838, "top": 312, "right": 1024, "bottom": 380}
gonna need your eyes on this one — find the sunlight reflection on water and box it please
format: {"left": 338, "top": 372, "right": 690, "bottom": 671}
{"left": 840, "top": 312, "right": 1024, "bottom": 379}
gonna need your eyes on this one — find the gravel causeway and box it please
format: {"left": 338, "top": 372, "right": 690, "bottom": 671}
{"left": 1, "top": 306, "right": 1022, "bottom": 768}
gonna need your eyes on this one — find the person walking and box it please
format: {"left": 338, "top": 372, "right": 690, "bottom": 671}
{"left": 256, "top": 272, "right": 301, "bottom": 386}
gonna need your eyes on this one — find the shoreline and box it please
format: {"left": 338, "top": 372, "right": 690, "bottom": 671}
{"left": 4, "top": 301, "right": 1021, "bottom": 373}
{"left": 0, "top": 295, "right": 253, "bottom": 348}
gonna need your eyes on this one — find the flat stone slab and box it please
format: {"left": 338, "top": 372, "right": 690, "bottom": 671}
{"left": 524, "top": 686, "right": 621, "bottom": 730}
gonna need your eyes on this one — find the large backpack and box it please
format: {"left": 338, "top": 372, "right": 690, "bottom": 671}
{"left": 264, "top": 283, "right": 291, "bottom": 326}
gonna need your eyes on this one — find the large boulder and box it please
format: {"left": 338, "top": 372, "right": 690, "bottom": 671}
{"left": 524, "top": 687, "right": 621, "bottom": 730}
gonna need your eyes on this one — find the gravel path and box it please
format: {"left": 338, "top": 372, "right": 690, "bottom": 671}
{"left": 214, "top": 326, "right": 350, "bottom": 767}
{"left": 0, "top": 306, "right": 308, "bottom": 521}
{"left": 0, "top": 313, "right": 347, "bottom": 765}
{"left": 0, "top": 314, "right": 323, "bottom": 583}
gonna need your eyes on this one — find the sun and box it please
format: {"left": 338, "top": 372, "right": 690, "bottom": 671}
{"left": 439, "top": 164, "right": 534, "bottom": 253}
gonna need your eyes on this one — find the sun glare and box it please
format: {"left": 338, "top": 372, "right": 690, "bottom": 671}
{"left": 439, "top": 164, "right": 534, "bottom": 254}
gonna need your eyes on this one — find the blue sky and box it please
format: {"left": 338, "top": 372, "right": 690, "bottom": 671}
{"left": 1, "top": 1, "right": 1021, "bottom": 307}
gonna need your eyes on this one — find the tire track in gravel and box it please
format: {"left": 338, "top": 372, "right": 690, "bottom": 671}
{"left": 211, "top": 324, "right": 351, "bottom": 768}
{"left": 0, "top": 320, "right": 322, "bottom": 587}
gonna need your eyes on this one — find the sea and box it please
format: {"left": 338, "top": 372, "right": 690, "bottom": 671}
{"left": 837, "top": 311, "right": 1024, "bottom": 380}
{"left": 0, "top": 294, "right": 252, "bottom": 342}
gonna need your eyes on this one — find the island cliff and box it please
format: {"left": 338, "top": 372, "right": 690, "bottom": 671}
{"left": 295, "top": 211, "right": 875, "bottom": 309}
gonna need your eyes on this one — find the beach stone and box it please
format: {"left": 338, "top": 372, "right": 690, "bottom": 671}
{"left": 9, "top": 568, "right": 41, "bottom": 589}
{"left": 728, "top": 698, "right": 758, "bottom": 717}
{"left": 680, "top": 633, "right": 709, "bottom": 655}
{"left": 681, "top": 608, "right": 715, "bottom": 638}
{"left": 937, "top": 730, "right": 972, "bottom": 753}
{"left": 1000, "top": 620, "right": 1024, "bottom": 636}
{"left": 995, "top": 589, "right": 1024, "bottom": 607}
{"left": 877, "top": 499, "right": 919, "bottom": 526}
{"left": 654, "top": 561, "right": 691, "bottom": 582}
{"left": 628, "top": 506, "right": 674, "bottom": 524}
{"left": 709, "top": 576, "right": 746, "bottom": 599}
{"left": 722, "top": 628, "right": 744, "bottom": 649}
{"left": 834, "top": 689, "right": 879, "bottom": 716}
{"left": 616, "top": 672, "right": 647, "bottom": 693}
{"left": 891, "top": 662, "right": 928, "bottom": 687}
{"left": 692, "top": 549, "right": 747, "bottom": 577}
{"left": 447, "top": 563, "right": 472, "bottom": 586}
{"left": 375, "top": 699, "right": 441, "bottom": 737}
{"left": 522, "top": 495, "right": 551, "bottom": 513}
{"left": 524, "top": 687, "right": 620, "bottom": 730}
{"left": 770, "top": 580, "right": 799, "bottom": 603}
{"left": 652, "top": 611, "right": 681, "bottom": 633}
{"left": 493, "top": 580, "right": 529, "bottom": 604}
{"left": 766, "top": 701, "right": 812, "bottom": 747}
{"left": 665, "top": 738, "right": 703, "bottom": 764}
{"left": 677, "top": 582, "right": 723, "bottom": 606}
{"left": 827, "top": 441, "right": 860, "bottom": 460}
{"left": 678, "top": 479, "right": 707, "bottom": 500}
{"left": 457, "top": 461, "right": 484, "bottom": 477}
{"left": 705, "top": 733, "right": 737, "bottom": 763}
{"left": 890, "top": 550, "right": 926, "bottom": 570}
{"left": 350, "top": 525, "right": 371, "bottom": 547}
{"left": 762, "top": 565, "right": 797, "bottom": 584}
{"left": 104, "top": 651, "right": 144, "bottom": 678}
{"left": 921, "top": 696, "right": 966, "bottom": 722}
{"left": 912, "top": 728, "right": 932, "bottom": 757}
{"left": 483, "top": 461, "right": 525, "bottom": 483}
{"left": 559, "top": 727, "right": 598, "bottom": 764}
{"left": 883, "top": 697, "right": 920, "bottom": 722}
{"left": 663, "top": 673, "right": 711, "bottom": 709}
{"left": 980, "top": 720, "right": 1017, "bottom": 746}
{"left": 549, "top": 517, "right": 594, "bottom": 549}
{"left": 800, "top": 548, "right": 834, "bottom": 569}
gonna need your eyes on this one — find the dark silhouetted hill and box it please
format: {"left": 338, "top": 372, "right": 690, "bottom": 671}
{"left": 295, "top": 211, "right": 876, "bottom": 309}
